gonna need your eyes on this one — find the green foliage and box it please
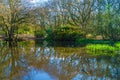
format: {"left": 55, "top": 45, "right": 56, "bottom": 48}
{"left": 115, "top": 42, "right": 120, "bottom": 49}
{"left": 94, "top": 8, "right": 120, "bottom": 41}
{"left": 46, "top": 27, "right": 53, "bottom": 35}
{"left": 86, "top": 44, "right": 116, "bottom": 52}
{"left": 0, "top": 41, "right": 3, "bottom": 47}
{"left": 86, "top": 44, "right": 117, "bottom": 56}
{"left": 18, "top": 26, "right": 34, "bottom": 34}
{"left": 18, "top": 29, "right": 23, "bottom": 34}
{"left": 0, "top": 31, "right": 5, "bottom": 35}
{"left": 76, "top": 39, "right": 111, "bottom": 46}
{"left": 35, "top": 29, "right": 46, "bottom": 38}
{"left": 46, "top": 26, "right": 85, "bottom": 42}
{"left": 23, "top": 27, "right": 30, "bottom": 31}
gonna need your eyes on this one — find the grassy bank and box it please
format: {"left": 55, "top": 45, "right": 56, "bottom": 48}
{"left": 86, "top": 42, "right": 120, "bottom": 56}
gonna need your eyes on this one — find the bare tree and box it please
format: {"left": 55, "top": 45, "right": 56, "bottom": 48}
{"left": 64, "top": 0, "right": 95, "bottom": 32}
{"left": 0, "top": 0, "right": 33, "bottom": 41}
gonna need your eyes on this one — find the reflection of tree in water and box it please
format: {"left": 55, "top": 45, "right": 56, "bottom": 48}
{"left": 25, "top": 46, "right": 120, "bottom": 80}
{"left": 0, "top": 41, "right": 28, "bottom": 80}
{"left": 0, "top": 41, "right": 120, "bottom": 80}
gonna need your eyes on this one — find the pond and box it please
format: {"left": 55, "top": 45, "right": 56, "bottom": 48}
{"left": 0, "top": 41, "right": 120, "bottom": 80}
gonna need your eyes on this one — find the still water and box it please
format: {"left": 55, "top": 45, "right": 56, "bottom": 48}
{"left": 0, "top": 41, "right": 120, "bottom": 80}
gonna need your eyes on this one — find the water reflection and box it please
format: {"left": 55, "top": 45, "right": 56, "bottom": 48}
{"left": 0, "top": 41, "right": 28, "bottom": 80}
{"left": 0, "top": 41, "right": 120, "bottom": 80}
{"left": 22, "top": 67, "right": 58, "bottom": 80}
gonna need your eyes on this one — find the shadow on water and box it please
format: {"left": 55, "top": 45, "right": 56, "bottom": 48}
{"left": 46, "top": 41, "right": 77, "bottom": 47}
{"left": 0, "top": 40, "right": 120, "bottom": 80}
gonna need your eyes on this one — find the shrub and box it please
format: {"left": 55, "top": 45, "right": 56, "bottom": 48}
{"left": 35, "top": 30, "right": 46, "bottom": 38}
{"left": 46, "top": 26, "right": 85, "bottom": 42}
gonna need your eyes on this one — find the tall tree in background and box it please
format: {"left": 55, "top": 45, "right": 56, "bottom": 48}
{"left": 65, "top": 0, "right": 95, "bottom": 33}
{"left": 0, "top": 0, "right": 120, "bottom": 41}
{"left": 0, "top": 0, "right": 33, "bottom": 41}
{"left": 94, "top": 0, "right": 120, "bottom": 41}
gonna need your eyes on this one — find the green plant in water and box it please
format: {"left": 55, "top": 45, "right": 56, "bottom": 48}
{"left": 86, "top": 44, "right": 117, "bottom": 56}
{"left": 114, "top": 42, "right": 120, "bottom": 55}
{"left": 115, "top": 42, "right": 120, "bottom": 49}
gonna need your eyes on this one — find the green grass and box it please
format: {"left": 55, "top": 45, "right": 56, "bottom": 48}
{"left": 86, "top": 44, "right": 118, "bottom": 56}
{"left": 115, "top": 42, "right": 120, "bottom": 49}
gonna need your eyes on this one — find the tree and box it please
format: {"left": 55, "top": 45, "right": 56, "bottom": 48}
{"left": 94, "top": 0, "right": 120, "bottom": 41}
{"left": 64, "top": 0, "right": 95, "bottom": 33}
{"left": 0, "top": 0, "right": 33, "bottom": 41}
